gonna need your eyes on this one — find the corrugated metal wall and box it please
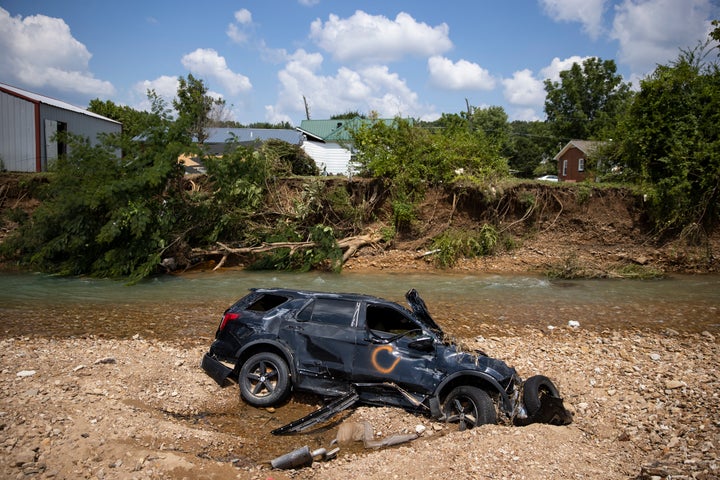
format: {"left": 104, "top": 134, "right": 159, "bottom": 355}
{"left": 1, "top": 90, "right": 122, "bottom": 172}
{"left": 38, "top": 104, "right": 121, "bottom": 171}
{"left": 301, "top": 141, "right": 354, "bottom": 175}
{"left": 0, "top": 90, "right": 37, "bottom": 172}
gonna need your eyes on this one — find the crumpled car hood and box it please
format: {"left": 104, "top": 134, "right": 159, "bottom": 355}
{"left": 405, "top": 288, "right": 443, "bottom": 334}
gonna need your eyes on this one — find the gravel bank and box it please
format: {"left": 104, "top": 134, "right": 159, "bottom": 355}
{"left": 1, "top": 326, "right": 718, "bottom": 479}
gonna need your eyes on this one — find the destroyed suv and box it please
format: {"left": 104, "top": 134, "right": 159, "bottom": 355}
{"left": 201, "top": 288, "right": 571, "bottom": 432}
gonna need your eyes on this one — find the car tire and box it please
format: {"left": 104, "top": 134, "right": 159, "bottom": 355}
{"left": 522, "top": 374, "right": 561, "bottom": 417}
{"left": 239, "top": 352, "right": 291, "bottom": 407}
{"left": 442, "top": 386, "right": 497, "bottom": 430}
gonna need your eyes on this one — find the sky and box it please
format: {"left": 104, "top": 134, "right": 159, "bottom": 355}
{"left": 1, "top": 1, "right": 718, "bottom": 126}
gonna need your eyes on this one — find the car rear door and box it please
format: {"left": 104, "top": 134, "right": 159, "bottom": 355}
{"left": 279, "top": 297, "right": 360, "bottom": 383}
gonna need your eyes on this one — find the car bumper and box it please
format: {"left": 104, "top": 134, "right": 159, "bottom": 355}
{"left": 201, "top": 353, "right": 234, "bottom": 386}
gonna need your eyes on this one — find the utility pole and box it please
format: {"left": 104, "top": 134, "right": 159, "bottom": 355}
{"left": 303, "top": 96, "right": 311, "bottom": 120}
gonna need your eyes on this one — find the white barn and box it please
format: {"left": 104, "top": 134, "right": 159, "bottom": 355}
{"left": 0, "top": 82, "right": 122, "bottom": 172}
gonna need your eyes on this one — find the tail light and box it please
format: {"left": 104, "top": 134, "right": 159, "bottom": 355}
{"left": 218, "top": 312, "right": 240, "bottom": 331}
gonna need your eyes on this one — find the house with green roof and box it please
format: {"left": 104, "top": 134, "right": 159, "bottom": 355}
{"left": 297, "top": 117, "right": 403, "bottom": 175}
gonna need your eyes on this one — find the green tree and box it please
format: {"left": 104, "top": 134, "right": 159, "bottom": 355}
{"left": 616, "top": 41, "right": 720, "bottom": 235}
{"left": 173, "top": 74, "right": 224, "bottom": 145}
{"left": 544, "top": 57, "right": 632, "bottom": 141}
{"left": 505, "top": 121, "right": 558, "bottom": 178}
{"left": 87, "top": 98, "right": 156, "bottom": 139}
{"left": 1, "top": 94, "right": 190, "bottom": 280}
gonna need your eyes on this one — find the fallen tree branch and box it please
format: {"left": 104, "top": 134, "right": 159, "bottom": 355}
{"left": 193, "top": 233, "right": 383, "bottom": 269}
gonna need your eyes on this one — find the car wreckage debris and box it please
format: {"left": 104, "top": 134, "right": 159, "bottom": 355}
{"left": 270, "top": 445, "right": 339, "bottom": 470}
{"left": 201, "top": 287, "right": 573, "bottom": 433}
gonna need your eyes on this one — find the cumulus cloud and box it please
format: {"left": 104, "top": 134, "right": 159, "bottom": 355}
{"left": 500, "top": 55, "right": 593, "bottom": 120}
{"left": 309, "top": 10, "right": 452, "bottom": 63}
{"left": 540, "top": 55, "right": 591, "bottom": 82}
{"left": 267, "top": 49, "right": 438, "bottom": 123}
{"left": 427, "top": 56, "right": 496, "bottom": 90}
{"left": 539, "top": 0, "right": 608, "bottom": 39}
{"left": 227, "top": 8, "right": 254, "bottom": 44}
{"left": 611, "top": 0, "right": 715, "bottom": 78}
{"left": 0, "top": 8, "right": 114, "bottom": 97}
{"left": 181, "top": 48, "right": 252, "bottom": 95}
{"left": 502, "top": 69, "right": 545, "bottom": 107}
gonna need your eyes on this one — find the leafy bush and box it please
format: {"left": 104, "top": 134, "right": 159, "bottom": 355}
{"left": 430, "top": 225, "right": 499, "bottom": 267}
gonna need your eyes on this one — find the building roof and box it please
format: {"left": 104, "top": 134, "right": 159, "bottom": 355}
{"left": 297, "top": 117, "right": 404, "bottom": 142}
{"left": 0, "top": 82, "right": 121, "bottom": 125}
{"left": 203, "top": 127, "right": 302, "bottom": 145}
{"left": 553, "top": 140, "right": 604, "bottom": 160}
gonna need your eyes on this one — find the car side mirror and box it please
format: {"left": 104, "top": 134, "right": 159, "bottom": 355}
{"left": 408, "top": 336, "right": 434, "bottom": 352}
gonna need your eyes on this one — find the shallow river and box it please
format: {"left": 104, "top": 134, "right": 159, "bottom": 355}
{"left": 1, "top": 270, "right": 719, "bottom": 338}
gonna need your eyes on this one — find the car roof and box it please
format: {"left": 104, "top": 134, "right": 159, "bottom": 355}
{"left": 250, "top": 287, "right": 401, "bottom": 305}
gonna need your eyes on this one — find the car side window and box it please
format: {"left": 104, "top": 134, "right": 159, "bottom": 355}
{"left": 297, "top": 298, "right": 357, "bottom": 327}
{"left": 246, "top": 293, "right": 288, "bottom": 312}
{"left": 365, "top": 304, "right": 415, "bottom": 334}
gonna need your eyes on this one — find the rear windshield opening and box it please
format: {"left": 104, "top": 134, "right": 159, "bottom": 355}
{"left": 247, "top": 294, "right": 288, "bottom": 312}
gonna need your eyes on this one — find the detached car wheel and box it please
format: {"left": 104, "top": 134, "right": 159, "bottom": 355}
{"left": 522, "top": 374, "right": 560, "bottom": 416}
{"left": 443, "top": 386, "right": 497, "bottom": 430}
{"left": 239, "top": 352, "right": 290, "bottom": 407}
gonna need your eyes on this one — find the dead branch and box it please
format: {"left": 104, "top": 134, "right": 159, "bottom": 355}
{"left": 193, "top": 233, "right": 383, "bottom": 269}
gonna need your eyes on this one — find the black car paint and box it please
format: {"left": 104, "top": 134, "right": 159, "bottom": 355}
{"left": 202, "top": 288, "right": 569, "bottom": 426}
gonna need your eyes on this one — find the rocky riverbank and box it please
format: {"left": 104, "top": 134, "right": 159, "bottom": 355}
{"left": 2, "top": 325, "right": 718, "bottom": 479}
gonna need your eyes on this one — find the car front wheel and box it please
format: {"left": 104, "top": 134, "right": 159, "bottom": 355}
{"left": 239, "top": 352, "right": 290, "bottom": 407}
{"left": 442, "top": 386, "right": 497, "bottom": 430}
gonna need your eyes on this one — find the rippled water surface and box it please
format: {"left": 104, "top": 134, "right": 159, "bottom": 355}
{"left": 1, "top": 270, "right": 718, "bottom": 339}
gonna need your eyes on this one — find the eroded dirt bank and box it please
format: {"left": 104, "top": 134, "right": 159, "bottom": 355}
{"left": 2, "top": 326, "right": 718, "bottom": 480}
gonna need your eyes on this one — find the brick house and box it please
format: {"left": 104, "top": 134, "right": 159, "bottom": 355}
{"left": 554, "top": 140, "right": 602, "bottom": 182}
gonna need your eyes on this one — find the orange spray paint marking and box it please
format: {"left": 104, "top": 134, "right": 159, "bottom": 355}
{"left": 371, "top": 345, "right": 400, "bottom": 374}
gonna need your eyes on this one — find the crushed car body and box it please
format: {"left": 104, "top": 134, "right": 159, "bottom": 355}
{"left": 201, "top": 288, "right": 572, "bottom": 431}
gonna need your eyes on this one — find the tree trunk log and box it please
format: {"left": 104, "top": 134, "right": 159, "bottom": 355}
{"left": 192, "top": 233, "right": 382, "bottom": 269}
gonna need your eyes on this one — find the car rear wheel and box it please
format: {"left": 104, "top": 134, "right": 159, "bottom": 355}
{"left": 442, "top": 386, "right": 497, "bottom": 430}
{"left": 239, "top": 352, "right": 290, "bottom": 407}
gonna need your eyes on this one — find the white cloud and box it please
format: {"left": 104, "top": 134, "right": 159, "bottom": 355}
{"left": 502, "top": 69, "right": 545, "bottom": 107}
{"left": 0, "top": 8, "right": 114, "bottom": 97}
{"left": 611, "top": 0, "right": 715, "bottom": 78}
{"left": 133, "top": 75, "right": 179, "bottom": 111}
{"left": 227, "top": 9, "right": 254, "bottom": 44}
{"left": 234, "top": 9, "right": 252, "bottom": 25}
{"left": 309, "top": 10, "right": 452, "bottom": 63}
{"left": 540, "top": 55, "right": 591, "bottom": 82}
{"left": 427, "top": 56, "right": 496, "bottom": 90}
{"left": 181, "top": 48, "right": 252, "bottom": 95}
{"left": 268, "top": 49, "right": 438, "bottom": 123}
{"left": 298, "top": 0, "right": 320, "bottom": 6}
{"left": 539, "top": 0, "right": 608, "bottom": 39}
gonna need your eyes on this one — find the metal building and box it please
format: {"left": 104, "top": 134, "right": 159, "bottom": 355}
{"left": 0, "top": 82, "right": 122, "bottom": 172}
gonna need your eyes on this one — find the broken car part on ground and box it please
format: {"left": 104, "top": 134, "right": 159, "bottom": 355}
{"left": 201, "top": 288, "right": 573, "bottom": 433}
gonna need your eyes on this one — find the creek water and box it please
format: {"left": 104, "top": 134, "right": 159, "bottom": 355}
{"left": 1, "top": 270, "right": 719, "bottom": 338}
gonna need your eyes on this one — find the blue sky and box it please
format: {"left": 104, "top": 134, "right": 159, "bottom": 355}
{"left": 1, "top": 1, "right": 718, "bottom": 125}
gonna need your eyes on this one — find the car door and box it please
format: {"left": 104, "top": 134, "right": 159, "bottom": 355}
{"left": 280, "top": 297, "right": 360, "bottom": 384}
{"left": 352, "top": 301, "right": 443, "bottom": 395}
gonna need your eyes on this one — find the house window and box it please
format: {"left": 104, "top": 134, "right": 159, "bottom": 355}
{"left": 562, "top": 160, "right": 568, "bottom": 176}
{"left": 578, "top": 158, "right": 585, "bottom": 172}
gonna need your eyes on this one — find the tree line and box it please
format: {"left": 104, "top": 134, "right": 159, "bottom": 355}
{"left": 1, "top": 26, "right": 718, "bottom": 280}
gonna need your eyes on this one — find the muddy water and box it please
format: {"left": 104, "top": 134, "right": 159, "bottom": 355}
{"left": 1, "top": 270, "right": 719, "bottom": 339}
{"left": 2, "top": 270, "right": 718, "bottom": 464}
